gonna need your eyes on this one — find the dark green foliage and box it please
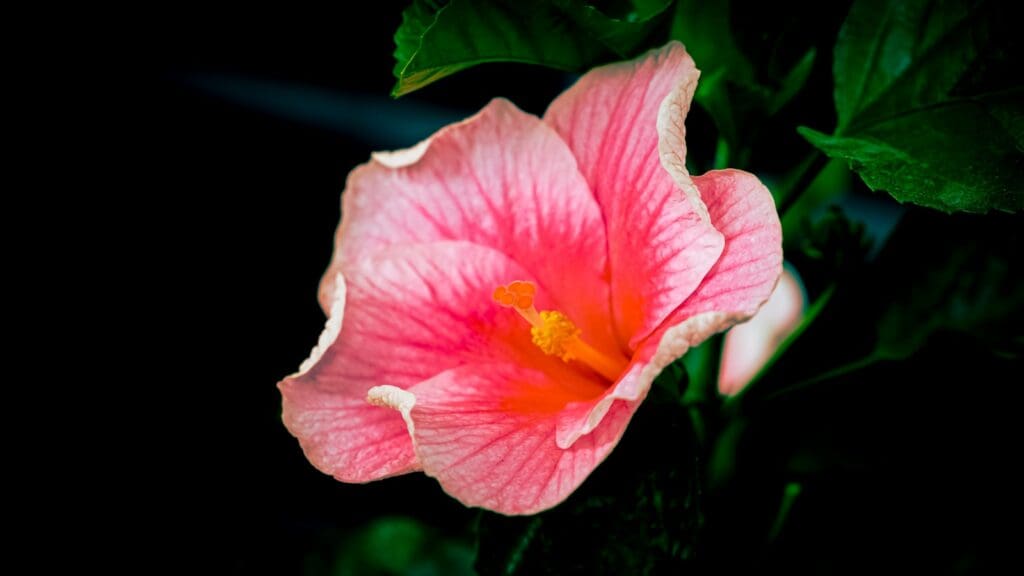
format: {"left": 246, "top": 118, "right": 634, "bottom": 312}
{"left": 872, "top": 210, "right": 1024, "bottom": 359}
{"left": 670, "top": 0, "right": 825, "bottom": 166}
{"left": 801, "top": 0, "right": 1024, "bottom": 213}
{"left": 392, "top": 0, "right": 672, "bottom": 97}
{"left": 475, "top": 386, "right": 705, "bottom": 575}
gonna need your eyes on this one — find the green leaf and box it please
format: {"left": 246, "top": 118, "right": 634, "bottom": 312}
{"left": 799, "top": 95, "right": 1024, "bottom": 213}
{"left": 392, "top": 0, "right": 671, "bottom": 97}
{"left": 802, "top": 0, "right": 1024, "bottom": 213}
{"left": 392, "top": 0, "right": 597, "bottom": 97}
{"left": 834, "top": 0, "right": 982, "bottom": 130}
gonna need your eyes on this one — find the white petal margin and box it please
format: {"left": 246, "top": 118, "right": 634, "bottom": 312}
{"left": 367, "top": 385, "right": 417, "bottom": 430}
{"left": 297, "top": 272, "right": 347, "bottom": 376}
{"left": 365, "top": 385, "right": 419, "bottom": 466}
{"left": 371, "top": 139, "right": 432, "bottom": 168}
{"left": 656, "top": 45, "right": 710, "bottom": 225}
{"left": 556, "top": 311, "right": 741, "bottom": 449}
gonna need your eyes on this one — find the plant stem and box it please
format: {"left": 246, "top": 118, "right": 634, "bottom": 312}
{"left": 765, "top": 353, "right": 882, "bottom": 401}
{"left": 776, "top": 150, "right": 827, "bottom": 216}
{"left": 767, "top": 482, "right": 803, "bottom": 541}
{"left": 713, "top": 137, "right": 731, "bottom": 170}
{"left": 682, "top": 335, "right": 723, "bottom": 450}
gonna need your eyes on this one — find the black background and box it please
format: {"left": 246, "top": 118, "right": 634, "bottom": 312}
{"left": 132, "top": 6, "right": 569, "bottom": 573}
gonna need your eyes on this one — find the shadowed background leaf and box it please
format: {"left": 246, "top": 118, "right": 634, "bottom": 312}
{"left": 475, "top": 386, "right": 704, "bottom": 575}
{"left": 669, "top": 0, "right": 848, "bottom": 168}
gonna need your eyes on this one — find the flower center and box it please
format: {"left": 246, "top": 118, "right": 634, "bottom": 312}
{"left": 493, "top": 281, "right": 629, "bottom": 382}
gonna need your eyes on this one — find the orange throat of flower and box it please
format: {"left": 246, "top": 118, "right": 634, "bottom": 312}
{"left": 493, "top": 281, "right": 629, "bottom": 382}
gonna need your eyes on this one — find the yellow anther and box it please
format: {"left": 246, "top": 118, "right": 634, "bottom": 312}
{"left": 530, "top": 311, "right": 581, "bottom": 360}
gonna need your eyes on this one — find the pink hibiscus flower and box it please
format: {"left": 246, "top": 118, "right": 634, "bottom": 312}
{"left": 279, "top": 42, "right": 782, "bottom": 515}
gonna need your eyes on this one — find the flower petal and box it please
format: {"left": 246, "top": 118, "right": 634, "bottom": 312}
{"left": 626, "top": 169, "right": 783, "bottom": 396}
{"left": 719, "top": 266, "right": 805, "bottom": 396}
{"left": 319, "top": 98, "right": 618, "bottom": 357}
{"left": 556, "top": 169, "right": 782, "bottom": 447}
{"left": 281, "top": 241, "right": 589, "bottom": 482}
{"left": 279, "top": 380, "right": 422, "bottom": 481}
{"left": 682, "top": 169, "right": 783, "bottom": 318}
{"left": 544, "top": 41, "right": 723, "bottom": 349}
{"left": 393, "top": 363, "right": 631, "bottom": 515}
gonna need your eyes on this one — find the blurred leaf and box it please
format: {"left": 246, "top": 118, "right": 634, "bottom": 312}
{"left": 680, "top": 336, "right": 719, "bottom": 406}
{"left": 794, "top": 205, "right": 872, "bottom": 267}
{"left": 669, "top": 0, "right": 755, "bottom": 155}
{"left": 392, "top": 0, "right": 671, "bottom": 97}
{"left": 360, "top": 517, "right": 425, "bottom": 573}
{"left": 475, "top": 393, "right": 703, "bottom": 575}
{"left": 765, "top": 209, "right": 1024, "bottom": 400}
{"left": 670, "top": 0, "right": 755, "bottom": 85}
{"left": 653, "top": 356, "right": 687, "bottom": 400}
{"left": 779, "top": 161, "right": 858, "bottom": 252}
{"left": 801, "top": 0, "right": 1024, "bottom": 213}
{"left": 774, "top": 151, "right": 833, "bottom": 215}
{"left": 769, "top": 48, "right": 817, "bottom": 114}
{"left": 872, "top": 210, "right": 1024, "bottom": 360}
{"left": 671, "top": 0, "right": 818, "bottom": 165}
{"left": 691, "top": 70, "right": 768, "bottom": 165}
{"left": 333, "top": 516, "right": 475, "bottom": 576}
